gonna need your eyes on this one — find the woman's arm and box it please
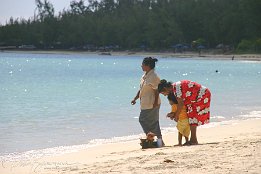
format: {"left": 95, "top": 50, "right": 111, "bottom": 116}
{"left": 131, "top": 90, "right": 140, "bottom": 105}
{"left": 153, "top": 89, "right": 159, "bottom": 108}
{"left": 174, "top": 98, "right": 184, "bottom": 121}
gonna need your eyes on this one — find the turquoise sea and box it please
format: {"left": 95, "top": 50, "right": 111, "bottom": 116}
{"left": 1, "top": 52, "right": 261, "bottom": 160}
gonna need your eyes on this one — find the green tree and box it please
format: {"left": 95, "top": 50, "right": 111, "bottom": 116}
{"left": 35, "top": 0, "right": 55, "bottom": 21}
{"left": 0, "top": 0, "right": 260, "bottom": 51}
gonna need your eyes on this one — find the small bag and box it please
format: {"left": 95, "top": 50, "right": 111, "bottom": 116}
{"left": 140, "top": 138, "right": 158, "bottom": 149}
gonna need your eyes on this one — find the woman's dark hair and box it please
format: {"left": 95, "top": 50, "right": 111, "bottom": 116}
{"left": 142, "top": 57, "right": 158, "bottom": 69}
{"left": 158, "top": 79, "right": 172, "bottom": 93}
{"left": 167, "top": 92, "right": 178, "bottom": 104}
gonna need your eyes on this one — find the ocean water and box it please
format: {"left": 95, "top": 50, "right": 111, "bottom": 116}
{"left": 1, "top": 52, "right": 261, "bottom": 159}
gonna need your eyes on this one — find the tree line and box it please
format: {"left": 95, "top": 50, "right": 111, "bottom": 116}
{"left": 0, "top": 0, "right": 260, "bottom": 52}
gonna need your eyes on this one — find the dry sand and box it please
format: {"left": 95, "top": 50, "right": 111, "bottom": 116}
{"left": 1, "top": 119, "right": 261, "bottom": 174}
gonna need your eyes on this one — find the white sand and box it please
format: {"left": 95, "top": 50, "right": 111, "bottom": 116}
{"left": 1, "top": 119, "right": 261, "bottom": 174}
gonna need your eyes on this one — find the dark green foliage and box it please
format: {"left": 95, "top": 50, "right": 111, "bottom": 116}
{"left": 237, "top": 39, "right": 261, "bottom": 53}
{"left": 0, "top": 0, "right": 260, "bottom": 52}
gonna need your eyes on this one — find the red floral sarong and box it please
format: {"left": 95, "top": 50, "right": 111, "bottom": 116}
{"left": 173, "top": 80, "right": 211, "bottom": 126}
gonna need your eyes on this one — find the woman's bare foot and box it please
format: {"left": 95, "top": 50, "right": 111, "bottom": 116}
{"left": 189, "top": 125, "right": 198, "bottom": 145}
{"left": 174, "top": 144, "right": 182, "bottom": 147}
{"left": 188, "top": 141, "right": 198, "bottom": 145}
{"left": 182, "top": 142, "right": 191, "bottom": 146}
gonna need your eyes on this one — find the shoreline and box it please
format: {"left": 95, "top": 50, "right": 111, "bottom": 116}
{"left": 1, "top": 118, "right": 261, "bottom": 174}
{"left": 1, "top": 50, "right": 261, "bottom": 61}
{"left": 0, "top": 114, "right": 259, "bottom": 159}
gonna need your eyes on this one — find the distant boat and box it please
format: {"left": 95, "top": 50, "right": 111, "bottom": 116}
{"left": 99, "top": 52, "right": 111, "bottom": 55}
{"left": 18, "top": 45, "right": 36, "bottom": 49}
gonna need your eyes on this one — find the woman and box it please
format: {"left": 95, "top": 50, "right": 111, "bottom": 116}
{"left": 158, "top": 79, "right": 211, "bottom": 145}
{"left": 131, "top": 57, "right": 163, "bottom": 146}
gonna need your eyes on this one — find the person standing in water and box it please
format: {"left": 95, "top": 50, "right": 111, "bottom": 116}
{"left": 131, "top": 57, "right": 163, "bottom": 147}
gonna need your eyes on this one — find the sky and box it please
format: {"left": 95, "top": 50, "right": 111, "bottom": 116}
{"left": 0, "top": 0, "right": 74, "bottom": 25}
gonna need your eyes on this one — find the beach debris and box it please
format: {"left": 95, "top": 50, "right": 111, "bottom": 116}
{"left": 155, "top": 152, "right": 166, "bottom": 155}
{"left": 164, "top": 159, "right": 174, "bottom": 163}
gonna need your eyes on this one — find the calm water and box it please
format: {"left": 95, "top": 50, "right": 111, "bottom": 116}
{"left": 1, "top": 52, "right": 261, "bottom": 157}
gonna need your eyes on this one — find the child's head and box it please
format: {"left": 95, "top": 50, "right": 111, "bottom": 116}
{"left": 167, "top": 92, "right": 178, "bottom": 105}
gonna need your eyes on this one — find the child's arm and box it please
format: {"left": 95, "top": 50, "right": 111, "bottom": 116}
{"left": 174, "top": 116, "right": 179, "bottom": 122}
{"left": 166, "top": 112, "right": 175, "bottom": 119}
{"left": 167, "top": 112, "right": 179, "bottom": 122}
{"left": 174, "top": 97, "right": 184, "bottom": 121}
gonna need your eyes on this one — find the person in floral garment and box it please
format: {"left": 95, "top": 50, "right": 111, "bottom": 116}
{"left": 158, "top": 79, "right": 211, "bottom": 145}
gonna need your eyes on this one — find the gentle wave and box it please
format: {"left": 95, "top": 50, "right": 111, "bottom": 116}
{"left": 0, "top": 134, "right": 143, "bottom": 162}
{"left": 238, "top": 110, "right": 261, "bottom": 119}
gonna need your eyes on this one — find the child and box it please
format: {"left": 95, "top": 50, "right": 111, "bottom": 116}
{"left": 167, "top": 93, "right": 190, "bottom": 146}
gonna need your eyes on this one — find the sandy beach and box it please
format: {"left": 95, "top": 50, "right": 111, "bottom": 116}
{"left": 2, "top": 50, "right": 261, "bottom": 61}
{"left": 1, "top": 118, "right": 260, "bottom": 174}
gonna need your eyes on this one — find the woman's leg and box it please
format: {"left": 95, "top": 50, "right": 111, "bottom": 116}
{"left": 153, "top": 106, "right": 162, "bottom": 139}
{"left": 139, "top": 109, "right": 152, "bottom": 135}
{"left": 139, "top": 107, "right": 162, "bottom": 139}
{"left": 189, "top": 125, "right": 198, "bottom": 145}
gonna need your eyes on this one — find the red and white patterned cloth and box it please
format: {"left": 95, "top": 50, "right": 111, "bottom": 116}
{"left": 173, "top": 80, "right": 211, "bottom": 126}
